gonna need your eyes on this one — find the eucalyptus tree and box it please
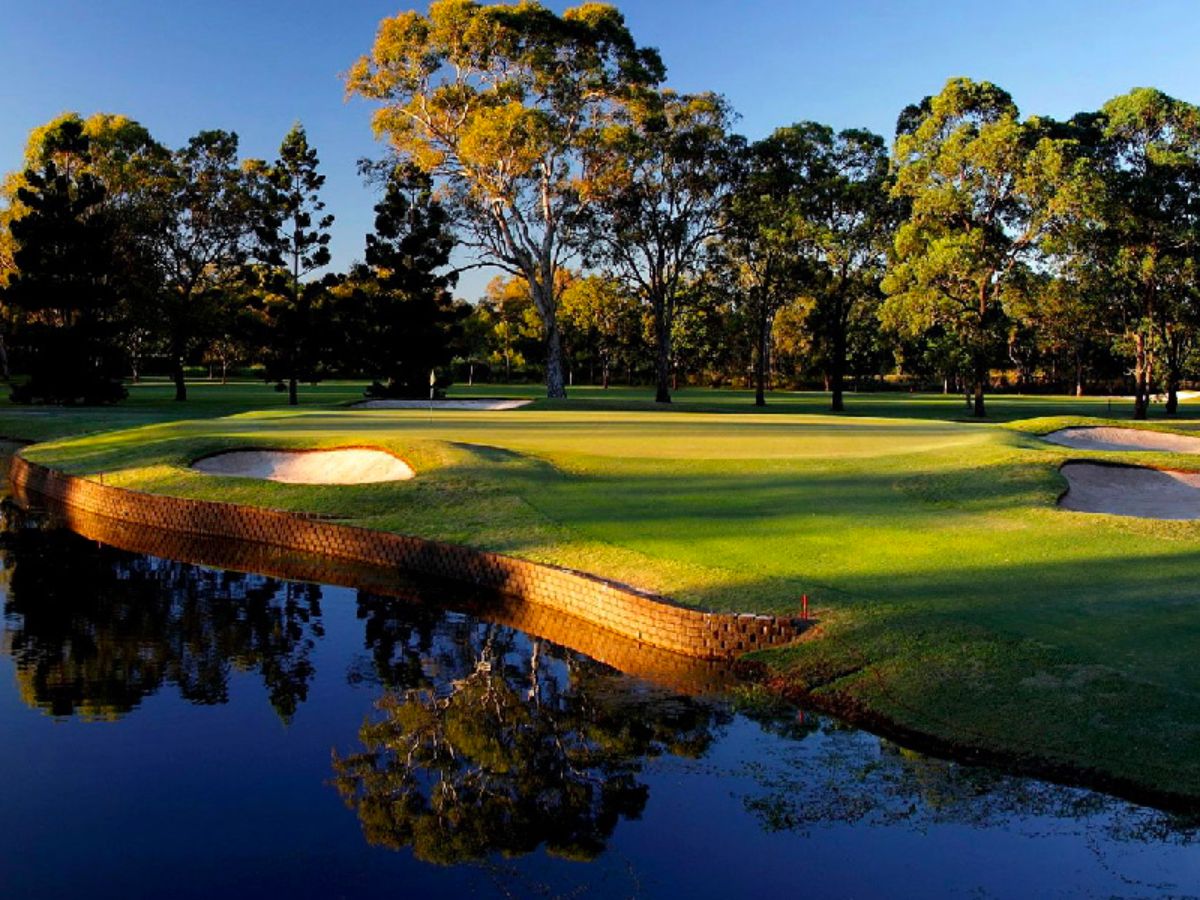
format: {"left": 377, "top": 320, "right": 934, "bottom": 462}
{"left": 251, "top": 123, "right": 334, "bottom": 405}
{"left": 587, "top": 90, "right": 740, "bottom": 403}
{"left": 473, "top": 274, "right": 545, "bottom": 380}
{"left": 881, "top": 78, "right": 1087, "bottom": 417}
{"left": 558, "top": 273, "right": 641, "bottom": 388}
{"left": 722, "top": 122, "right": 893, "bottom": 409}
{"left": 346, "top": 0, "right": 665, "bottom": 398}
{"left": 148, "top": 130, "right": 256, "bottom": 401}
{"left": 1084, "top": 89, "right": 1200, "bottom": 417}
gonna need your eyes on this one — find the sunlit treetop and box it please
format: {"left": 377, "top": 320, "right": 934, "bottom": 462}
{"left": 346, "top": 0, "right": 664, "bottom": 202}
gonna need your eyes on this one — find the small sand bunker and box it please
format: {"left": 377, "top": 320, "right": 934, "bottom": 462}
{"left": 1059, "top": 462, "right": 1200, "bottom": 519}
{"left": 1043, "top": 426, "right": 1200, "bottom": 454}
{"left": 193, "top": 448, "right": 414, "bottom": 485}
{"left": 356, "top": 399, "right": 531, "bottom": 411}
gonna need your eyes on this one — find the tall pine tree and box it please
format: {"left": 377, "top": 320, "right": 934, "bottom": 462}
{"left": 252, "top": 123, "right": 333, "bottom": 405}
{"left": 3, "top": 121, "right": 126, "bottom": 404}
{"left": 353, "top": 163, "right": 464, "bottom": 398}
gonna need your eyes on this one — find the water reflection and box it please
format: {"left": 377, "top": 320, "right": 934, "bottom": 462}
{"left": 733, "top": 705, "right": 1200, "bottom": 848}
{"left": 1, "top": 508, "right": 323, "bottom": 721}
{"left": 0, "top": 506, "right": 1197, "bottom": 895}
{"left": 334, "top": 617, "right": 728, "bottom": 863}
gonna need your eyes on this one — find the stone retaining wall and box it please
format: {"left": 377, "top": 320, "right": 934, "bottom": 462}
{"left": 10, "top": 454, "right": 805, "bottom": 660}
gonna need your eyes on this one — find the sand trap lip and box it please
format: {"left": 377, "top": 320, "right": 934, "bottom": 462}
{"left": 1043, "top": 426, "right": 1200, "bottom": 453}
{"left": 192, "top": 448, "right": 414, "bottom": 484}
{"left": 355, "top": 399, "right": 532, "bottom": 411}
{"left": 1059, "top": 462, "right": 1200, "bottom": 519}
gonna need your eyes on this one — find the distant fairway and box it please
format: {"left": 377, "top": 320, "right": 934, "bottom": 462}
{"left": 9, "top": 382, "right": 1200, "bottom": 803}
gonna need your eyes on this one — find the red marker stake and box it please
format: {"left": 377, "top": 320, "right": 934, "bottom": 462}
{"left": 801, "top": 594, "right": 809, "bottom": 620}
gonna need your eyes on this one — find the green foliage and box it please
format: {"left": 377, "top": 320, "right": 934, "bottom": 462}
{"left": 882, "top": 78, "right": 1091, "bottom": 416}
{"left": 587, "top": 89, "right": 740, "bottom": 402}
{"left": 346, "top": 0, "right": 665, "bottom": 399}
{"left": 148, "top": 129, "right": 258, "bottom": 401}
{"left": 249, "top": 123, "right": 335, "bottom": 405}
{"left": 1077, "top": 88, "right": 1200, "bottom": 417}
{"left": 558, "top": 273, "right": 643, "bottom": 387}
{"left": 3, "top": 121, "right": 127, "bottom": 404}
{"left": 337, "top": 163, "right": 467, "bottom": 397}
{"left": 721, "top": 121, "right": 895, "bottom": 407}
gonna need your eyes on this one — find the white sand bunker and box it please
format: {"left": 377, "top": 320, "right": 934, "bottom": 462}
{"left": 193, "top": 448, "right": 414, "bottom": 484}
{"left": 1043, "top": 426, "right": 1200, "bottom": 453}
{"left": 356, "top": 399, "right": 531, "bottom": 411}
{"left": 1059, "top": 462, "right": 1200, "bottom": 519}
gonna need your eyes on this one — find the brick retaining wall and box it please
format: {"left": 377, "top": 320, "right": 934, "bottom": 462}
{"left": 10, "top": 454, "right": 805, "bottom": 661}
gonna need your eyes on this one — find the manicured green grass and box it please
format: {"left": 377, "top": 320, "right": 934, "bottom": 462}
{"left": 2, "top": 378, "right": 1196, "bottom": 444}
{"left": 0, "top": 379, "right": 370, "bottom": 442}
{"left": 9, "top": 382, "right": 1200, "bottom": 803}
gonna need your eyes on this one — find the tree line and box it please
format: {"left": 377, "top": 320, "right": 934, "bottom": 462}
{"left": 3, "top": 1, "right": 1199, "bottom": 418}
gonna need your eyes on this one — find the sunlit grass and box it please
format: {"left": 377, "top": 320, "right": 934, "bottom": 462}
{"left": 12, "top": 384, "right": 1200, "bottom": 798}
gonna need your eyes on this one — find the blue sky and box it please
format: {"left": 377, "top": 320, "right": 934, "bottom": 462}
{"left": 4, "top": 0, "right": 1199, "bottom": 299}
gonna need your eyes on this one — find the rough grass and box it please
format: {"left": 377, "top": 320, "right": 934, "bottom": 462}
{"left": 9, "top": 383, "right": 1200, "bottom": 802}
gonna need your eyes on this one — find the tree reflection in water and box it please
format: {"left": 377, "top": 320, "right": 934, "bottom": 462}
{"left": 0, "top": 508, "right": 323, "bottom": 721}
{"left": 334, "top": 599, "right": 730, "bottom": 864}
{"left": 1, "top": 505, "right": 1197, "bottom": 876}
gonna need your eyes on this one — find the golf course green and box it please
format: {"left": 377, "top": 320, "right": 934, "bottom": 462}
{"left": 8, "top": 380, "right": 1200, "bottom": 806}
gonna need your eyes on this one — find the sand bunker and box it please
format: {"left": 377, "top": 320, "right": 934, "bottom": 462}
{"left": 1059, "top": 462, "right": 1200, "bottom": 519}
{"left": 193, "top": 449, "right": 414, "bottom": 485}
{"left": 356, "top": 399, "right": 531, "bottom": 411}
{"left": 1043, "top": 426, "right": 1200, "bottom": 454}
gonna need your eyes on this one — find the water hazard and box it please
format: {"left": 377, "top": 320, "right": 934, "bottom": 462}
{"left": 0, "top": 508, "right": 1198, "bottom": 897}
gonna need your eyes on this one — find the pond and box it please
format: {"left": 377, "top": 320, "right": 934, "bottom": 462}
{"left": 0, "top": 504, "right": 1197, "bottom": 897}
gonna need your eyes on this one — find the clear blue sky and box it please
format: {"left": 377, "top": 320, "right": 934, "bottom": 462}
{"left": 4, "top": 0, "right": 1199, "bottom": 299}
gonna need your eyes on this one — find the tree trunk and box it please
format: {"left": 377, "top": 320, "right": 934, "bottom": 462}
{"left": 754, "top": 307, "right": 769, "bottom": 407}
{"left": 1075, "top": 352, "right": 1084, "bottom": 397}
{"left": 973, "top": 352, "right": 987, "bottom": 417}
{"left": 173, "top": 357, "right": 187, "bottom": 402}
{"left": 221, "top": 360, "right": 229, "bottom": 385}
{"left": 544, "top": 321, "right": 567, "bottom": 399}
{"left": 1133, "top": 331, "right": 1149, "bottom": 420}
{"left": 830, "top": 325, "right": 847, "bottom": 413}
{"left": 973, "top": 284, "right": 989, "bottom": 417}
{"left": 288, "top": 376, "right": 298, "bottom": 406}
{"left": 1164, "top": 338, "right": 1182, "bottom": 415}
{"left": 653, "top": 293, "right": 672, "bottom": 404}
{"left": 529, "top": 276, "right": 566, "bottom": 399}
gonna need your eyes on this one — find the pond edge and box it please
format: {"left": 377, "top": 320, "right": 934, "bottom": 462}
{"left": 8, "top": 453, "right": 805, "bottom": 661}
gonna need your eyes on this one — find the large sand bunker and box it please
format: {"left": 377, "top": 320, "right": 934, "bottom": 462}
{"left": 356, "top": 399, "right": 531, "bottom": 411}
{"left": 1043, "top": 426, "right": 1200, "bottom": 453}
{"left": 1059, "top": 462, "right": 1200, "bottom": 519}
{"left": 193, "top": 448, "right": 414, "bottom": 484}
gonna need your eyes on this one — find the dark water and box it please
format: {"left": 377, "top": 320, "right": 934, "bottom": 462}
{"left": 0, "top": 515, "right": 1198, "bottom": 898}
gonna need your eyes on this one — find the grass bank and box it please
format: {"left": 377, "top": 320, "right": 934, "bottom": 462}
{"left": 9, "top": 384, "right": 1200, "bottom": 805}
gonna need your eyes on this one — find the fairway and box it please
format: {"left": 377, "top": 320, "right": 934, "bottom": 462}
{"left": 10, "top": 386, "right": 1200, "bottom": 804}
